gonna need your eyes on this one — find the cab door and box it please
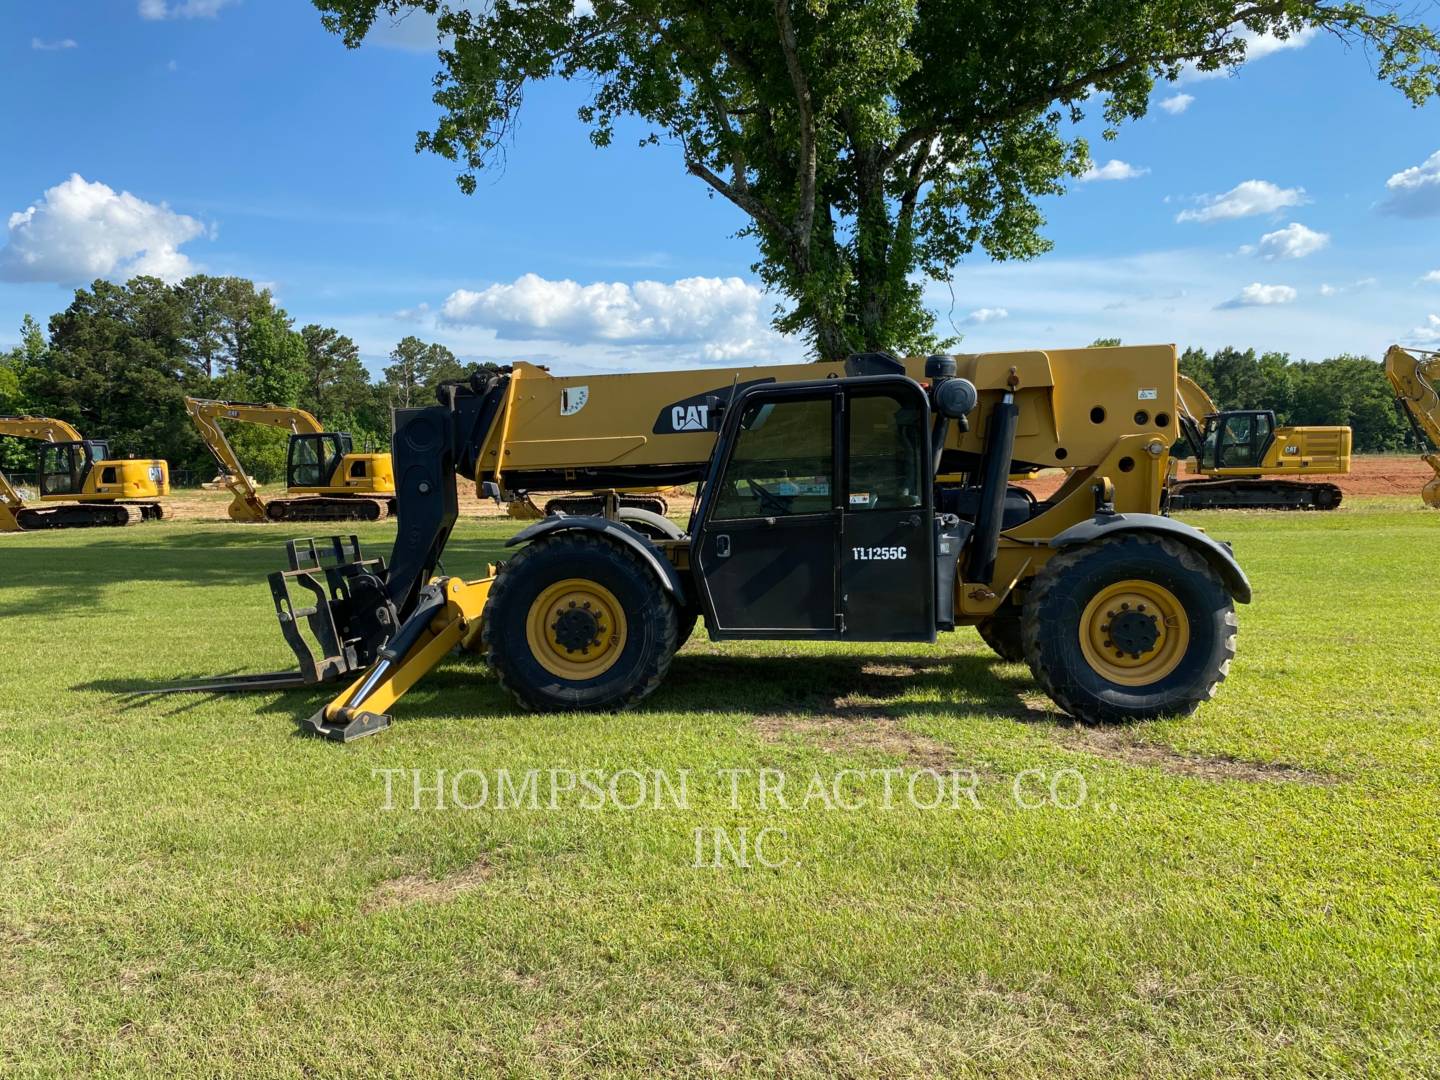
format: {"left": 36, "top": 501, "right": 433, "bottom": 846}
{"left": 1213, "top": 411, "right": 1275, "bottom": 471}
{"left": 692, "top": 386, "right": 840, "bottom": 638}
{"left": 37, "top": 442, "right": 92, "bottom": 497}
{"left": 840, "top": 382, "right": 935, "bottom": 641}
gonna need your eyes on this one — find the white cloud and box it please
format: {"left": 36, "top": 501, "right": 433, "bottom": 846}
{"left": 1412, "top": 314, "right": 1440, "bottom": 344}
{"left": 1079, "top": 159, "right": 1149, "bottom": 183}
{"left": 1176, "top": 180, "right": 1307, "bottom": 223}
{"left": 139, "top": 0, "right": 239, "bottom": 20}
{"left": 1217, "top": 282, "right": 1298, "bottom": 309}
{"left": 1422, "top": 271, "right": 1440, "bottom": 285}
{"left": 31, "top": 37, "right": 78, "bottom": 50}
{"left": 440, "top": 273, "right": 786, "bottom": 362}
{"left": 1180, "top": 26, "right": 1317, "bottom": 82}
{"left": 964, "top": 307, "right": 1009, "bottom": 324}
{"left": 0, "top": 174, "right": 205, "bottom": 285}
{"left": 1380, "top": 150, "right": 1440, "bottom": 219}
{"left": 1158, "top": 93, "right": 1194, "bottom": 115}
{"left": 1319, "top": 278, "right": 1376, "bottom": 296}
{"left": 1250, "top": 222, "right": 1330, "bottom": 260}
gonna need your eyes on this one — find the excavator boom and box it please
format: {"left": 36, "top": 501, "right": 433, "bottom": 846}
{"left": 1384, "top": 344, "right": 1440, "bottom": 508}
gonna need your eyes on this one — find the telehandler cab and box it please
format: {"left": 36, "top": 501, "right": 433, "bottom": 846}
{"left": 0, "top": 416, "right": 168, "bottom": 530}
{"left": 180, "top": 346, "right": 1250, "bottom": 740}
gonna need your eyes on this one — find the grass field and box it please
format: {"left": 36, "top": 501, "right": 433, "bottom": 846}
{"left": 1, "top": 499, "right": 1437, "bottom": 1076}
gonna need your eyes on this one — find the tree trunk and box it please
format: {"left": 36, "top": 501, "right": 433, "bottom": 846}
{"left": 853, "top": 151, "right": 894, "bottom": 353}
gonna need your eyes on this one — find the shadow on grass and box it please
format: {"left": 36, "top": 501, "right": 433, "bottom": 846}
{"left": 76, "top": 648, "right": 1068, "bottom": 744}
{"left": 0, "top": 532, "right": 512, "bottom": 617}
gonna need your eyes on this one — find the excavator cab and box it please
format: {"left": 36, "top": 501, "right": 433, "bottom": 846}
{"left": 37, "top": 440, "right": 103, "bottom": 497}
{"left": 286, "top": 432, "right": 354, "bottom": 492}
{"left": 1200, "top": 410, "right": 1277, "bottom": 473}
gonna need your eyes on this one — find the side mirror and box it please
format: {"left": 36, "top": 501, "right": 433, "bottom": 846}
{"left": 934, "top": 377, "right": 978, "bottom": 420}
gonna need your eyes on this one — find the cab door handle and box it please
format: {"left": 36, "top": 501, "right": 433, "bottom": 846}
{"left": 716, "top": 535, "right": 731, "bottom": 558}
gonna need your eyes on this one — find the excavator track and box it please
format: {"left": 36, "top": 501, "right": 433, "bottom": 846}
{"left": 12, "top": 501, "right": 164, "bottom": 529}
{"left": 264, "top": 497, "right": 391, "bottom": 523}
{"left": 1168, "top": 479, "right": 1343, "bottom": 511}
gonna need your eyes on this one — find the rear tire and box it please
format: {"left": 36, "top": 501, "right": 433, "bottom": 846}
{"left": 1021, "top": 534, "right": 1237, "bottom": 723}
{"left": 484, "top": 532, "right": 678, "bottom": 711}
{"left": 976, "top": 600, "right": 1025, "bottom": 662}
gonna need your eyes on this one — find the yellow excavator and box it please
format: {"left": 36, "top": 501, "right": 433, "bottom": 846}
{"left": 0, "top": 416, "right": 168, "bottom": 531}
{"left": 168, "top": 346, "right": 1253, "bottom": 741}
{"left": 1384, "top": 344, "right": 1440, "bottom": 508}
{"left": 1168, "top": 374, "right": 1351, "bottom": 510}
{"left": 184, "top": 398, "right": 396, "bottom": 522}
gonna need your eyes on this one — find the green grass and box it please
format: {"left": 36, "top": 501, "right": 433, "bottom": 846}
{"left": 1, "top": 502, "right": 1437, "bottom": 1077}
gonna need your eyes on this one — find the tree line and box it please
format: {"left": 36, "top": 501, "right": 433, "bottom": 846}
{"left": 0, "top": 275, "right": 494, "bottom": 483}
{"left": 1178, "top": 345, "right": 1413, "bottom": 453}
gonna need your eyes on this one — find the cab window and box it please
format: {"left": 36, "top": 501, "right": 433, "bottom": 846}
{"left": 710, "top": 396, "right": 833, "bottom": 520}
{"left": 38, "top": 443, "right": 86, "bottom": 496}
{"left": 846, "top": 391, "right": 924, "bottom": 511}
{"left": 288, "top": 436, "right": 324, "bottom": 487}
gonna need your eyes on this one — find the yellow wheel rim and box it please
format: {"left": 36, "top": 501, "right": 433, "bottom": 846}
{"left": 525, "top": 578, "right": 628, "bottom": 681}
{"left": 1078, "top": 579, "right": 1190, "bottom": 687}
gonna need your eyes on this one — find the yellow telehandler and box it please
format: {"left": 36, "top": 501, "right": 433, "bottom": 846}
{"left": 184, "top": 398, "right": 396, "bottom": 522}
{"left": 171, "top": 346, "right": 1252, "bottom": 741}
{"left": 0, "top": 416, "right": 168, "bottom": 531}
{"left": 1384, "top": 344, "right": 1440, "bottom": 508}
{"left": 1168, "top": 375, "right": 1351, "bottom": 510}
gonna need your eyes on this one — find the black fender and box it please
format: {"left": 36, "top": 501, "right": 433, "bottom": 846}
{"left": 1049, "top": 513, "right": 1251, "bottom": 604}
{"left": 505, "top": 515, "right": 687, "bottom": 602}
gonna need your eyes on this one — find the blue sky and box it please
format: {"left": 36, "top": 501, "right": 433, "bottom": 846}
{"left": 2, "top": 1, "right": 1438, "bottom": 376}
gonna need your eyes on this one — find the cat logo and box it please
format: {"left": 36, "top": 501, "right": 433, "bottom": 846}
{"left": 653, "top": 377, "right": 775, "bottom": 434}
{"left": 671, "top": 404, "right": 710, "bottom": 432}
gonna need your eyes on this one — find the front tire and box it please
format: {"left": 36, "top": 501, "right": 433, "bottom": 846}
{"left": 484, "top": 532, "right": 678, "bottom": 711}
{"left": 1022, "top": 534, "right": 1237, "bottom": 723}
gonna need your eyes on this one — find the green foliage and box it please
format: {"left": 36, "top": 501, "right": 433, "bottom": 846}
{"left": 1181, "top": 346, "right": 1412, "bottom": 452}
{"left": 314, "top": 0, "right": 1437, "bottom": 357}
{"left": 175, "top": 276, "right": 272, "bottom": 379}
{"left": 0, "top": 317, "right": 44, "bottom": 472}
{"left": 25, "top": 278, "right": 202, "bottom": 472}
{"left": 8, "top": 279, "right": 427, "bottom": 485}
{"left": 235, "top": 301, "right": 306, "bottom": 408}
{"left": 383, "top": 335, "right": 460, "bottom": 409}
{"left": 1088, "top": 337, "right": 1122, "bottom": 348}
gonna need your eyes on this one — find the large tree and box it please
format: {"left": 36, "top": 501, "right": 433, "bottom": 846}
{"left": 28, "top": 278, "right": 200, "bottom": 469}
{"left": 383, "top": 335, "right": 460, "bottom": 408}
{"left": 175, "top": 275, "right": 274, "bottom": 380}
{"left": 299, "top": 324, "right": 372, "bottom": 420}
{"left": 315, "top": 0, "right": 1437, "bottom": 357}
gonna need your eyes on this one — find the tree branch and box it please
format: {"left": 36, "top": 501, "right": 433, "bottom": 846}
{"left": 684, "top": 155, "right": 791, "bottom": 238}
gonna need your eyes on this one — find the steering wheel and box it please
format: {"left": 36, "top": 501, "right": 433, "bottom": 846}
{"left": 744, "top": 475, "right": 794, "bottom": 516}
